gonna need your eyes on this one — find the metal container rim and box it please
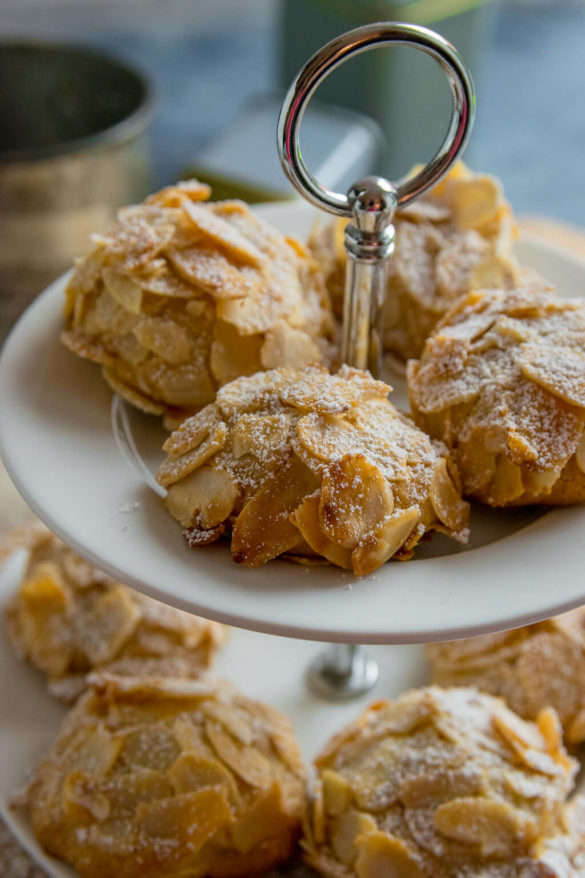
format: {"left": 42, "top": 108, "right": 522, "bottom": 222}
{"left": 0, "top": 39, "right": 155, "bottom": 165}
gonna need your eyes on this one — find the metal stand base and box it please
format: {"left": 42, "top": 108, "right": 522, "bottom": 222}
{"left": 307, "top": 643, "right": 379, "bottom": 701}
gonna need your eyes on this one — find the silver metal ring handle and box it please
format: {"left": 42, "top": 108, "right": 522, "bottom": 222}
{"left": 277, "top": 21, "right": 475, "bottom": 216}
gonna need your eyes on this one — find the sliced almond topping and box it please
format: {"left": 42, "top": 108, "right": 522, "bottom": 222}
{"left": 429, "top": 458, "right": 469, "bottom": 532}
{"left": 62, "top": 771, "right": 111, "bottom": 822}
{"left": 574, "top": 430, "right": 585, "bottom": 474}
{"left": 132, "top": 316, "right": 192, "bottom": 365}
{"left": 322, "top": 769, "right": 353, "bottom": 816}
{"left": 164, "top": 466, "right": 237, "bottom": 529}
{"left": 146, "top": 179, "right": 211, "bottom": 207}
{"left": 103, "top": 768, "right": 173, "bottom": 815}
{"left": 210, "top": 318, "right": 263, "bottom": 384}
{"left": 135, "top": 787, "right": 232, "bottom": 847}
{"left": 399, "top": 768, "right": 483, "bottom": 809}
{"left": 182, "top": 200, "right": 264, "bottom": 268}
{"left": 434, "top": 796, "right": 537, "bottom": 857}
{"left": 231, "top": 455, "right": 318, "bottom": 567}
{"left": 61, "top": 330, "right": 113, "bottom": 367}
{"left": 230, "top": 783, "right": 292, "bottom": 852}
{"left": 203, "top": 701, "right": 254, "bottom": 746}
{"left": 290, "top": 493, "right": 353, "bottom": 570}
{"left": 519, "top": 343, "right": 585, "bottom": 410}
{"left": 330, "top": 808, "right": 378, "bottom": 866}
{"left": 102, "top": 367, "right": 166, "bottom": 415}
{"left": 280, "top": 369, "right": 359, "bottom": 414}
{"left": 80, "top": 585, "right": 141, "bottom": 665}
{"left": 102, "top": 267, "right": 143, "bottom": 315}
{"left": 157, "top": 423, "right": 228, "bottom": 487}
{"left": 297, "top": 412, "right": 360, "bottom": 465}
{"left": 217, "top": 287, "right": 292, "bottom": 335}
{"left": 163, "top": 404, "right": 223, "bottom": 456}
{"left": 231, "top": 413, "right": 293, "bottom": 461}
{"left": 489, "top": 454, "right": 525, "bottom": 505}
{"left": 168, "top": 750, "right": 239, "bottom": 800}
{"left": 205, "top": 720, "right": 273, "bottom": 789}
{"left": 260, "top": 322, "right": 323, "bottom": 369}
{"left": 351, "top": 506, "right": 420, "bottom": 577}
{"left": 355, "top": 832, "right": 425, "bottom": 878}
{"left": 450, "top": 176, "right": 501, "bottom": 231}
{"left": 319, "top": 455, "right": 394, "bottom": 549}
{"left": 168, "top": 246, "right": 251, "bottom": 298}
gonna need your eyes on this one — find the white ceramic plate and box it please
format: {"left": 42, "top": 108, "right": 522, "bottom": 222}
{"left": 1, "top": 202, "right": 585, "bottom": 644}
{"left": 0, "top": 550, "right": 426, "bottom": 878}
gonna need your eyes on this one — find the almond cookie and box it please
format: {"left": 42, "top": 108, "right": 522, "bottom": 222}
{"left": 309, "top": 162, "right": 518, "bottom": 364}
{"left": 156, "top": 365, "right": 469, "bottom": 576}
{"left": 62, "top": 181, "right": 334, "bottom": 424}
{"left": 22, "top": 671, "right": 306, "bottom": 878}
{"left": 408, "top": 282, "right": 585, "bottom": 505}
{"left": 4, "top": 523, "right": 227, "bottom": 701}
{"left": 427, "top": 607, "right": 585, "bottom": 748}
{"left": 304, "top": 686, "right": 579, "bottom": 878}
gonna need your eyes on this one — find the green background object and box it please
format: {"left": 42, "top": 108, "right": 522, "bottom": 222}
{"left": 279, "top": 0, "right": 494, "bottom": 178}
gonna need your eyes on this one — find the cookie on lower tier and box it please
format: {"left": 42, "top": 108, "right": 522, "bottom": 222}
{"left": 304, "top": 686, "right": 580, "bottom": 878}
{"left": 22, "top": 671, "right": 307, "bottom": 878}
{"left": 427, "top": 606, "right": 585, "bottom": 748}
{"left": 3, "top": 523, "right": 227, "bottom": 701}
{"left": 408, "top": 282, "right": 585, "bottom": 505}
{"left": 156, "top": 365, "right": 470, "bottom": 576}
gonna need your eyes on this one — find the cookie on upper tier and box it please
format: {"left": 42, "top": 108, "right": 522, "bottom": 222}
{"left": 62, "top": 181, "right": 335, "bottom": 424}
{"left": 156, "top": 365, "right": 469, "bottom": 576}
{"left": 309, "top": 162, "right": 518, "bottom": 364}
{"left": 408, "top": 282, "right": 585, "bottom": 505}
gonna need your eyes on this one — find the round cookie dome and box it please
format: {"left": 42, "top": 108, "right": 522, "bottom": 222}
{"left": 4, "top": 523, "right": 227, "bottom": 702}
{"left": 62, "top": 181, "right": 334, "bottom": 423}
{"left": 156, "top": 365, "right": 469, "bottom": 575}
{"left": 305, "top": 686, "right": 579, "bottom": 878}
{"left": 309, "top": 163, "right": 518, "bottom": 363}
{"left": 427, "top": 607, "right": 585, "bottom": 748}
{"left": 408, "top": 283, "right": 585, "bottom": 506}
{"left": 24, "top": 671, "right": 307, "bottom": 878}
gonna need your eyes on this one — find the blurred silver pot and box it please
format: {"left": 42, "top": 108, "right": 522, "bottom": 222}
{"left": 0, "top": 42, "right": 153, "bottom": 337}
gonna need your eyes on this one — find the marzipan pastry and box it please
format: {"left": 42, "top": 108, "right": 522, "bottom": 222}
{"left": 62, "top": 181, "right": 334, "bottom": 424}
{"left": 427, "top": 607, "right": 585, "bottom": 747}
{"left": 4, "top": 523, "right": 227, "bottom": 701}
{"left": 156, "top": 365, "right": 469, "bottom": 575}
{"left": 305, "top": 686, "right": 581, "bottom": 878}
{"left": 23, "top": 671, "right": 307, "bottom": 878}
{"left": 309, "top": 162, "right": 518, "bottom": 363}
{"left": 408, "top": 283, "right": 585, "bottom": 505}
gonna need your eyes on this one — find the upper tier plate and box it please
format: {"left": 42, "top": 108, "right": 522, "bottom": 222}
{"left": 1, "top": 201, "right": 585, "bottom": 644}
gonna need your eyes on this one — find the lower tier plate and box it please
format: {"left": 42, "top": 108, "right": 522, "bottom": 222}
{"left": 1, "top": 202, "right": 585, "bottom": 642}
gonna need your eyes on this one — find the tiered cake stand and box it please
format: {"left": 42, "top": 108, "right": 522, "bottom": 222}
{"left": 2, "top": 22, "right": 585, "bottom": 878}
{"left": 1, "top": 201, "right": 585, "bottom": 878}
